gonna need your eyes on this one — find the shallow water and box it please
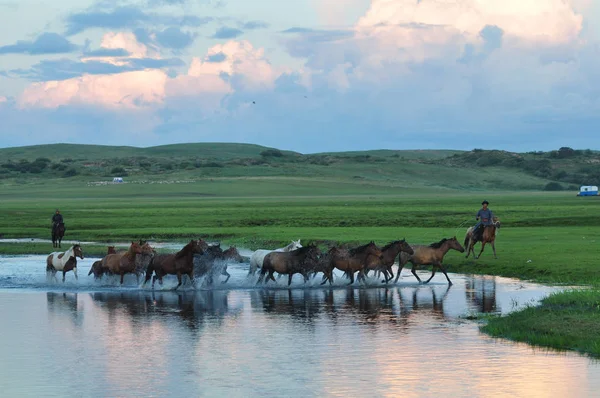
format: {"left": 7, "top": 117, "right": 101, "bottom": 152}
{"left": 1, "top": 254, "right": 599, "bottom": 397}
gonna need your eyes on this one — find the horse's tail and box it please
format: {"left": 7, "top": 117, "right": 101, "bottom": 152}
{"left": 46, "top": 255, "right": 54, "bottom": 272}
{"left": 463, "top": 233, "right": 470, "bottom": 248}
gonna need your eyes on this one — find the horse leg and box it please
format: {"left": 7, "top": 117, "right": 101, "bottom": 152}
{"left": 257, "top": 269, "right": 266, "bottom": 285}
{"left": 222, "top": 270, "right": 231, "bottom": 284}
{"left": 424, "top": 265, "right": 437, "bottom": 284}
{"left": 73, "top": 268, "right": 78, "bottom": 281}
{"left": 410, "top": 265, "right": 423, "bottom": 283}
{"left": 152, "top": 275, "right": 157, "bottom": 289}
{"left": 288, "top": 273, "right": 293, "bottom": 286}
{"left": 394, "top": 264, "right": 405, "bottom": 283}
{"left": 440, "top": 264, "right": 453, "bottom": 285}
{"left": 62, "top": 270, "right": 66, "bottom": 283}
{"left": 476, "top": 241, "right": 487, "bottom": 259}
{"left": 175, "top": 272, "right": 182, "bottom": 289}
{"left": 348, "top": 272, "right": 355, "bottom": 285}
{"left": 491, "top": 240, "right": 497, "bottom": 259}
{"left": 120, "top": 272, "right": 125, "bottom": 285}
{"left": 268, "top": 270, "right": 276, "bottom": 283}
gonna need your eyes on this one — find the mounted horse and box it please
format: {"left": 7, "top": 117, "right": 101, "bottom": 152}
{"left": 52, "top": 223, "right": 66, "bottom": 248}
{"left": 364, "top": 239, "right": 414, "bottom": 283}
{"left": 248, "top": 239, "right": 302, "bottom": 275}
{"left": 194, "top": 244, "right": 244, "bottom": 286}
{"left": 464, "top": 217, "right": 501, "bottom": 259}
{"left": 144, "top": 239, "right": 208, "bottom": 289}
{"left": 321, "top": 241, "right": 384, "bottom": 285}
{"left": 257, "top": 244, "right": 321, "bottom": 286}
{"left": 394, "top": 237, "right": 465, "bottom": 285}
{"left": 46, "top": 244, "right": 84, "bottom": 282}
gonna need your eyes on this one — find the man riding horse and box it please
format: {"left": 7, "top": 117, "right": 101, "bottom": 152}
{"left": 51, "top": 209, "right": 64, "bottom": 234}
{"left": 473, "top": 200, "right": 493, "bottom": 242}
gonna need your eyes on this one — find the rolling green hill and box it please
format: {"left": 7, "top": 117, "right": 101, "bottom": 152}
{"left": 0, "top": 143, "right": 597, "bottom": 193}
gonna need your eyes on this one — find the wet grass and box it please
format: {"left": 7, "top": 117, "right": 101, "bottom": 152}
{"left": 482, "top": 289, "right": 600, "bottom": 358}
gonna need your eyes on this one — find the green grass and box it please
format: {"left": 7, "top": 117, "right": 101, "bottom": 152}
{"left": 482, "top": 289, "right": 600, "bottom": 358}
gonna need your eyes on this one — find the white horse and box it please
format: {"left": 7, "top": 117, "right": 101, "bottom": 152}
{"left": 46, "top": 244, "right": 84, "bottom": 282}
{"left": 248, "top": 239, "right": 302, "bottom": 275}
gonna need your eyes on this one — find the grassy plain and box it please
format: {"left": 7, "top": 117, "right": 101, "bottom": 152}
{"left": 1, "top": 143, "right": 599, "bottom": 357}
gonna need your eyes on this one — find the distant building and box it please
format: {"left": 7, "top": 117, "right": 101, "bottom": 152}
{"left": 113, "top": 177, "right": 124, "bottom": 183}
{"left": 577, "top": 185, "right": 598, "bottom": 196}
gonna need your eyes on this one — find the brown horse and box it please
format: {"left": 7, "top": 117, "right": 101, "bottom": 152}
{"left": 194, "top": 244, "right": 244, "bottom": 286}
{"left": 394, "top": 237, "right": 465, "bottom": 285}
{"left": 88, "top": 246, "right": 118, "bottom": 279}
{"left": 46, "top": 244, "right": 84, "bottom": 282}
{"left": 364, "top": 239, "right": 414, "bottom": 283}
{"left": 144, "top": 239, "right": 207, "bottom": 289}
{"left": 464, "top": 218, "right": 501, "bottom": 259}
{"left": 51, "top": 223, "right": 66, "bottom": 248}
{"left": 100, "top": 241, "right": 143, "bottom": 284}
{"left": 321, "top": 241, "right": 384, "bottom": 285}
{"left": 258, "top": 244, "right": 321, "bottom": 286}
{"left": 134, "top": 241, "right": 156, "bottom": 283}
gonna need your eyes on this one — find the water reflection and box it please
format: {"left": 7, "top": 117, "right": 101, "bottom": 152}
{"left": 46, "top": 292, "right": 83, "bottom": 328}
{"left": 466, "top": 275, "right": 498, "bottom": 313}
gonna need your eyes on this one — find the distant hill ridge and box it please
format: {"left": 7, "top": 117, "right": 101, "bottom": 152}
{"left": 0, "top": 143, "right": 598, "bottom": 192}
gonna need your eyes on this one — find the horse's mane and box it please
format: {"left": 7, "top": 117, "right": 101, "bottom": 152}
{"left": 349, "top": 242, "right": 375, "bottom": 255}
{"left": 291, "top": 245, "right": 314, "bottom": 256}
{"left": 176, "top": 240, "right": 197, "bottom": 258}
{"left": 429, "top": 238, "right": 448, "bottom": 248}
{"left": 381, "top": 240, "right": 402, "bottom": 251}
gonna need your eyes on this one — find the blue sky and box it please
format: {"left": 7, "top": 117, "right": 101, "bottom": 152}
{"left": 0, "top": 0, "right": 599, "bottom": 153}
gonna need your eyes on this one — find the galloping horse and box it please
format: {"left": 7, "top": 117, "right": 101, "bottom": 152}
{"left": 144, "top": 239, "right": 207, "bottom": 289}
{"left": 394, "top": 237, "right": 465, "bottom": 285}
{"left": 248, "top": 239, "right": 302, "bottom": 275}
{"left": 100, "top": 241, "right": 144, "bottom": 284}
{"left": 52, "top": 223, "right": 66, "bottom": 248}
{"left": 364, "top": 239, "right": 414, "bottom": 283}
{"left": 464, "top": 218, "right": 501, "bottom": 259}
{"left": 46, "top": 244, "right": 84, "bottom": 282}
{"left": 195, "top": 244, "right": 244, "bottom": 286}
{"left": 322, "top": 242, "right": 384, "bottom": 285}
{"left": 257, "top": 244, "right": 321, "bottom": 286}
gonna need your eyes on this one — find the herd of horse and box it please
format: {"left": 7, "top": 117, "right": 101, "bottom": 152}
{"left": 45, "top": 219, "right": 500, "bottom": 288}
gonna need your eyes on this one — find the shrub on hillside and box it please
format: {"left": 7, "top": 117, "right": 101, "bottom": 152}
{"left": 110, "top": 167, "right": 128, "bottom": 176}
{"left": 260, "top": 149, "right": 283, "bottom": 157}
{"left": 544, "top": 182, "right": 564, "bottom": 191}
{"left": 62, "top": 168, "right": 78, "bottom": 177}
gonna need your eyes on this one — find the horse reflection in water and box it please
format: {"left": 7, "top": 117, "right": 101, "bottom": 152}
{"left": 46, "top": 292, "right": 84, "bottom": 328}
{"left": 250, "top": 285, "right": 452, "bottom": 330}
{"left": 88, "top": 290, "right": 235, "bottom": 333}
{"left": 465, "top": 276, "right": 497, "bottom": 313}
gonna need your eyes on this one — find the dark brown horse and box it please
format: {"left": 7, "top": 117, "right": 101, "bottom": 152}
{"left": 394, "top": 237, "right": 465, "bottom": 285}
{"left": 321, "top": 241, "right": 384, "bottom": 285}
{"left": 88, "top": 246, "right": 118, "bottom": 279}
{"left": 134, "top": 241, "right": 156, "bottom": 283}
{"left": 194, "top": 244, "right": 244, "bottom": 286}
{"left": 52, "top": 223, "right": 66, "bottom": 248}
{"left": 365, "top": 239, "right": 414, "bottom": 283}
{"left": 100, "top": 241, "right": 143, "bottom": 284}
{"left": 258, "top": 244, "right": 321, "bottom": 286}
{"left": 144, "top": 239, "right": 207, "bottom": 289}
{"left": 464, "top": 218, "right": 501, "bottom": 259}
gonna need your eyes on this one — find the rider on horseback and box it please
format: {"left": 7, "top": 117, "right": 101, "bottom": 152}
{"left": 473, "top": 200, "right": 493, "bottom": 241}
{"left": 51, "top": 209, "right": 64, "bottom": 232}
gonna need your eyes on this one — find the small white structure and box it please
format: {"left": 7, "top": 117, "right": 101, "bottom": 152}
{"left": 577, "top": 185, "right": 598, "bottom": 196}
{"left": 112, "top": 177, "right": 124, "bottom": 183}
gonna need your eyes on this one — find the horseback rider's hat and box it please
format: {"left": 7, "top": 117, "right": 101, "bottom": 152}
{"left": 481, "top": 200, "right": 489, "bottom": 205}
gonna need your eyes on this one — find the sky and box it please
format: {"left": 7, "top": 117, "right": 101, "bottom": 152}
{"left": 0, "top": 0, "right": 599, "bottom": 153}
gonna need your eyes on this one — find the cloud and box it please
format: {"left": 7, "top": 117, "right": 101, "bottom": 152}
{"left": 206, "top": 52, "right": 226, "bottom": 63}
{"left": 4, "top": 0, "right": 600, "bottom": 152}
{"left": 155, "top": 27, "right": 196, "bottom": 49}
{"left": 240, "top": 20, "right": 269, "bottom": 30}
{"left": 65, "top": 5, "right": 213, "bottom": 35}
{"left": 211, "top": 27, "right": 243, "bottom": 39}
{"left": 0, "top": 33, "right": 78, "bottom": 55}
{"left": 83, "top": 48, "right": 131, "bottom": 57}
